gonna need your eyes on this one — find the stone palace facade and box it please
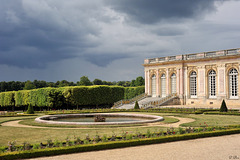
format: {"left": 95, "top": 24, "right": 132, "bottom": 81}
{"left": 143, "top": 48, "right": 240, "bottom": 107}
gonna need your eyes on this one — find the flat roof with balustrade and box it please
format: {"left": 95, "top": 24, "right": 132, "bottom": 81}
{"left": 144, "top": 48, "right": 240, "bottom": 65}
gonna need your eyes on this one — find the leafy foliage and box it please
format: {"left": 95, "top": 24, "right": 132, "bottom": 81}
{"left": 78, "top": 76, "right": 92, "bottom": 86}
{"left": 26, "top": 104, "right": 34, "bottom": 114}
{"left": 134, "top": 101, "right": 140, "bottom": 109}
{"left": 220, "top": 99, "right": 228, "bottom": 112}
{"left": 124, "top": 86, "right": 145, "bottom": 99}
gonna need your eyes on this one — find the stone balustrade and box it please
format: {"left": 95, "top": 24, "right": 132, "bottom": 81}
{"left": 144, "top": 48, "right": 240, "bottom": 64}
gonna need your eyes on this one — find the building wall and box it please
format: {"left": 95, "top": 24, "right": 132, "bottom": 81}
{"left": 143, "top": 49, "right": 240, "bottom": 108}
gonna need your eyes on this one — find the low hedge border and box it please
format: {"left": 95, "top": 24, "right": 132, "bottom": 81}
{"left": 204, "top": 112, "right": 240, "bottom": 116}
{"left": 1, "top": 128, "right": 240, "bottom": 160}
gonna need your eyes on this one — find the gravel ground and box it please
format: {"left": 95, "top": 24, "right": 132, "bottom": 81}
{"left": 29, "top": 134, "right": 240, "bottom": 160}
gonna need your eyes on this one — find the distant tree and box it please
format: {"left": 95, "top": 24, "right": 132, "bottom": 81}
{"left": 117, "top": 81, "right": 125, "bottom": 86}
{"left": 33, "top": 80, "right": 48, "bottom": 88}
{"left": 102, "top": 81, "right": 113, "bottom": 85}
{"left": 23, "top": 80, "right": 36, "bottom": 90}
{"left": 124, "top": 81, "right": 131, "bottom": 87}
{"left": 0, "top": 81, "right": 7, "bottom": 92}
{"left": 47, "top": 82, "right": 56, "bottom": 87}
{"left": 93, "top": 79, "right": 103, "bottom": 85}
{"left": 78, "top": 76, "right": 92, "bottom": 86}
{"left": 59, "top": 80, "right": 70, "bottom": 87}
{"left": 135, "top": 76, "right": 145, "bottom": 86}
{"left": 130, "top": 80, "right": 136, "bottom": 87}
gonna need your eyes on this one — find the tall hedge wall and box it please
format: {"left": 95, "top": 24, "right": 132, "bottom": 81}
{"left": 124, "top": 86, "right": 145, "bottom": 99}
{"left": 0, "top": 86, "right": 144, "bottom": 109}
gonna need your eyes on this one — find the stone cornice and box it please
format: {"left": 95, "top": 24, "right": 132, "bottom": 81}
{"left": 142, "top": 54, "right": 240, "bottom": 67}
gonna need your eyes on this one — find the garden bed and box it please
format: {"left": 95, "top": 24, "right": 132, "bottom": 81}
{"left": 0, "top": 126, "right": 240, "bottom": 160}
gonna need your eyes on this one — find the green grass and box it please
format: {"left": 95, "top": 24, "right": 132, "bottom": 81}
{"left": 179, "top": 114, "right": 240, "bottom": 127}
{"left": 0, "top": 115, "right": 39, "bottom": 125}
{"left": 1, "top": 112, "right": 240, "bottom": 147}
{"left": 0, "top": 113, "right": 179, "bottom": 147}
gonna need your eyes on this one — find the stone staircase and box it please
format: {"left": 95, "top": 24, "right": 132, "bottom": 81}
{"left": 113, "top": 93, "right": 178, "bottom": 109}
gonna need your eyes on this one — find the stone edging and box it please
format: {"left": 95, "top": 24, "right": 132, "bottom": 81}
{"left": 35, "top": 113, "right": 164, "bottom": 125}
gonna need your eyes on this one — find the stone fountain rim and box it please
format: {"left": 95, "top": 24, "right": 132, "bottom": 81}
{"left": 35, "top": 113, "right": 164, "bottom": 125}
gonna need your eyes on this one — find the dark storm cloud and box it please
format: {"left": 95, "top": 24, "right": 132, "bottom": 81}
{"left": 0, "top": 0, "right": 225, "bottom": 70}
{"left": 106, "top": 0, "right": 222, "bottom": 24}
{"left": 0, "top": 0, "right": 101, "bottom": 68}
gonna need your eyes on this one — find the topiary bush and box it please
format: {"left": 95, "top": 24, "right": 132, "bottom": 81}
{"left": 134, "top": 101, "right": 140, "bottom": 109}
{"left": 220, "top": 99, "right": 228, "bottom": 112}
{"left": 26, "top": 104, "right": 34, "bottom": 114}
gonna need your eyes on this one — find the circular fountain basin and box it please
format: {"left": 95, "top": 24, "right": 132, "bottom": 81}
{"left": 35, "top": 113, "right": 164, "bottom": 125}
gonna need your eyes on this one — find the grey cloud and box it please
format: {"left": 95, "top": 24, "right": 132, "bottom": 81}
{"left": 106, "top": 0, "right": 223, "bottom": 24}
{"left": 84, "top": 54, "right": 131, "bottom": 67}
{"left": 0, "top": 0, "right": 104, "bottom": 68}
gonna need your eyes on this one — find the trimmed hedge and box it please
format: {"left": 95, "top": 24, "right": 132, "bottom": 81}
{"left": 0, "top": 86, "right": 128, "bottom": 109}
{"left": 66, "top": 86, "right": 124, "bottom": 106}
{"left": 1, "top": 128, "right": 240, "bottom": 160}
{"left": 204, "top": 111, "right": 240, "bottom": 116}
{"left": 124, "top": 86, "right": 145, "bottom": 99}
{"left": 0, "top": 91, "right": 15, "bottom": 107}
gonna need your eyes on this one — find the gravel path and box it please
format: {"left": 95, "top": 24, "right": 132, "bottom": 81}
{"left": 29, "top": 134, "right": 240, "bottom": 160}
{"left": 1, "top": 116, "right": 195, "bottom": 129}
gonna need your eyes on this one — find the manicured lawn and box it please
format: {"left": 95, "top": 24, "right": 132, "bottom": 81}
{"left": 179, "top": 114, "right": 240, "bottom": 127}
{"left": 0, "top": 111, "right": 240, "bottom": 147}
{"left": 0, "top": 113, "right": 178, "bottom": 146}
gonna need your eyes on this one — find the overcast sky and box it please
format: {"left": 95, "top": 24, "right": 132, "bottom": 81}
{"left": 1, "top": 0, "right": 240, "bottom": 82}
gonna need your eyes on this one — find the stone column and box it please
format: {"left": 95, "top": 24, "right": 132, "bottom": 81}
{"left": 198, "top": 67, "right": 205, "bottom": 98}
{"left": 145, "top": 70, "right": 147, "bottom": 95}
{"left": 176, "top": 68, "right": 180, "bottom": 95}
{"left": 166, "top": 69, "right": 169, "bottom": 95}
{"left": 184, "top": 66, "right": 188, "bottom": 104}
{"left": 218, "top": 65, "right": 226, "bottom": 98}
{"left": 148, "top": 71, "right": 150, "bottom": 96}
{"left": 156, "top": 70, "right": 159, "bottom": 97}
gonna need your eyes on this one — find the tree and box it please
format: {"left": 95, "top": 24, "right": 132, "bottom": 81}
{"left": 26, "top": 104, "right": 34, "bottom": 114}
{"left": 130, "top": 80, "right": 136, "bottom": 87}
{"left": 220, "top": 99, "right": 228, "bottom": 112}
{"left": 93, "top": 79, "right": 103, "bottom": 85}
{"left": 24, "top": 80, "right": 36, "bottom": 90}
{"left": 78, "top": 76, "right": 92, "bottom": 86}
{"left": 135, "top": 76, "right": 145, "bottom": 86}
{"left": 117, "top": 81, "right": 125, "bottom": 86}
{"left": 134, "top": 101, "right": 140, "bottom": 109}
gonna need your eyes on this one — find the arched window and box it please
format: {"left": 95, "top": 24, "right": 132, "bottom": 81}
{"left": 151, "top": 75, "right": 156, "bottom": 97}
{"left": 171, "top": 73, "right": 176, "bottom": 94}
{"left": 208, "top": 70, "right": 216, "bottom": 98}
{"left": 229, "top": 68, "right": 238, "bottom": 98}
{"left": 161, "top": 74, "right": 166, "bottom": 97}
{"left": 190, "top": 71, "right": 197, "bottom": 98}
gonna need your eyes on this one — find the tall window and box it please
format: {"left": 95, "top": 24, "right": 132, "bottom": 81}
{"left": 171, "top": 73, "right": 176, "bottom": 94}
{"left": 161, "top": 74, "right": 166, "bottom": 97}
{"left": 190, "top": 71, "right": 197, "bottom": 98}
{"left": 229, "top": 68, "right": 238, "bottom": 98}
{"left": 208, "top": 70, "right": 216, "bottom": 98}
{"left": 151, "top": 75, "right": 156, "bottom": 97}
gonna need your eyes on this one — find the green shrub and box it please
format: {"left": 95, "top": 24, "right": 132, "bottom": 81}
{"left": 26, "top": 104, "right": 34, "bottom": 114}
{"left": 220, "top": 99, "right": 228, "bottom": 112}
{"left": 134, "top": 101, "right": 140, "bottom": 109}
{"left": 124, "top": 86, "right": 144, "bottom": 99}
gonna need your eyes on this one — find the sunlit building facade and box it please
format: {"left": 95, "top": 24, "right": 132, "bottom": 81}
{"left": 143, "top": 48, "right": 240, "bottom": 107}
